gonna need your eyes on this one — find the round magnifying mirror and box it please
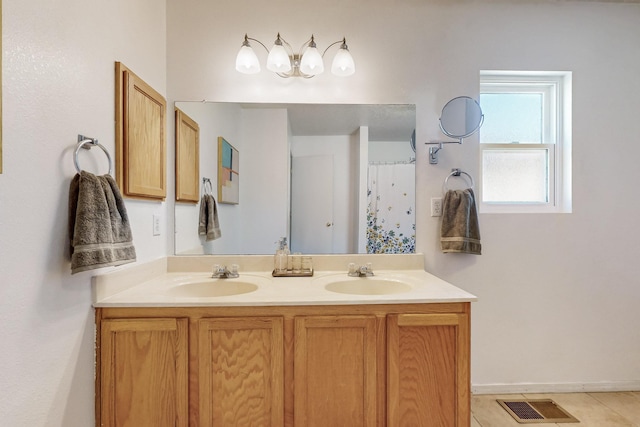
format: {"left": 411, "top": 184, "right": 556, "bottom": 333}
{"left": 439, "top": 96, "right": 484, "bottom": 140}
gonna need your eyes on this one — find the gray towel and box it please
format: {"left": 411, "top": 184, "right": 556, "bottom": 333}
{"left": 68, "top": 171, "right": 136, "bottom": 274}
{"left": 440, "top": 188, "right": 481, "bottom": 255}
{"left": 198, "top": 194, "right": 221, "bottom": 241}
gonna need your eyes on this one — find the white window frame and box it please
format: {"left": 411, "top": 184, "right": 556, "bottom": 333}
{"left": 479, "top": 71, "right": 572, "bottom": 214}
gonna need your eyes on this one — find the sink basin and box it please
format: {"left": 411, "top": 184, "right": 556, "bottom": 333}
{"left": 167, "top": 279, "right": 259, "bottom": 297}
{"left": 323, "top": 278, "right": 413, "bottom": 295}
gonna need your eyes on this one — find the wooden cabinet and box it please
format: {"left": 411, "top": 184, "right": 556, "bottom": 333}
{"left": 198, "top": 317, "right": 284, "bottom": 426}
{"left": 115, "top": 62, "right": 167, "bottom": 200}
{"left": 97, "top": 318, "right": 188, "bottom": 427}
{"left": 387, "top": 313, "right": 470, "bottom": 427}
{"left": 294, "top": 316, "right": 379, "bottom": 427}
{"left": 96, "top": 303, "right": 470, "bottom": 427}
{"left": 175, "top": 108, "right": 200, "bottom": 202}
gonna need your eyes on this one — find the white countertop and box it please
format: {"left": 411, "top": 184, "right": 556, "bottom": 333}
{"left": 92, "top": 255, "right": 477, "bottom": 307}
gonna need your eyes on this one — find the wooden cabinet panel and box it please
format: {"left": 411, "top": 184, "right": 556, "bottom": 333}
{"left": 99, "top": 318, "right": 188, "bottom": 427}
{"left": 198, "top": 317, "right": 284, "bottom": 427}
{"left": 175, "top": 108, "right": 199, "bottom": 202}
{"left": 387, "top": 313, "right": 470, "bottom": 427}
{"left": 294, "top": 315, "right": 378, "bottom": 427}
{"left": 115, "top": 62, "right": 167, "bottom": 200}
{"left": 97, "top": 303, "right": 471, "bottom": 427}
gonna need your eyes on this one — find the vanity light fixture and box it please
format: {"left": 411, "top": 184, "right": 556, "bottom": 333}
{"left": 235, "top": 33, "right": 355, "bottom": 78}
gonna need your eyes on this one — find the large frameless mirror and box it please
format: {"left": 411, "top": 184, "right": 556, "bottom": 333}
{"left": 174, "top": 102, "right": 416, "bottom": 256}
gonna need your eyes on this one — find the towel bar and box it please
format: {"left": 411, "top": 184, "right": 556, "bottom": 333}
{"left": 74, "top": 134, "right": 113, "bottom": 175}
{"left": 443, "top": 168, "right": 474, "bottom": 192}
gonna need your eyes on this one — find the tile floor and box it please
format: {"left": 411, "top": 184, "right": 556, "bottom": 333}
{"left": 472, "top": 392, "right": 640, "bottom": 426}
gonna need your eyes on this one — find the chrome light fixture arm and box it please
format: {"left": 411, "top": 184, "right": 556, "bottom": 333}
{"left": 321, "top": 38, "right": 346, "bottom": 57}
{"left": 243, "top": 34, "right": 269, "bottom": 54}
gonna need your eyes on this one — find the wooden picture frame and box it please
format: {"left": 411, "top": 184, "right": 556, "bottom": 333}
{"left": 217, "top": 137, "right": 239, "bottom": 204}
{"left": 175, "top": 108, "right": 200, "bottom": 203}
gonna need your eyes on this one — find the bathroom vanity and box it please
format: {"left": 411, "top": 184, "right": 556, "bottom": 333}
{"left": 93, "top": 254, "right": 476, "bottom": 427}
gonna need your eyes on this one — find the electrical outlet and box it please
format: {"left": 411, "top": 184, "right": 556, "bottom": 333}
{"left": 431, "top": 197, "right": 443, "bottom": 217}
{"left": 153, "top": 214, "right": 161, "bottom": 236}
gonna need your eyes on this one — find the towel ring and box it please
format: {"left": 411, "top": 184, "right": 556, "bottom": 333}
{"left": 74, "top": 135, "right": 113, "bottom": 175}
{"left": 202, "top": 177, "right": 213, "bottom": 196}
{"left": 443, "top": 168, "right": 474, "bottom": 192}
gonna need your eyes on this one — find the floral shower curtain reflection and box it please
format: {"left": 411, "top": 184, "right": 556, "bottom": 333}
{"left": 367, "top": 162, "right": 416, "bottom": 254}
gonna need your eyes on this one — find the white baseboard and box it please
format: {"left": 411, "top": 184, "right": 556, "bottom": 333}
{"left": 472, "top": 381, "right": 640, "bottom": 395}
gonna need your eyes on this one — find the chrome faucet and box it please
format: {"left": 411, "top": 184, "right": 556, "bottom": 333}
{"left": 348, "top": 262, "right": 374, "bottom": 277}
{"left": 212, "top": 264, "right": 239, "bottom": 278}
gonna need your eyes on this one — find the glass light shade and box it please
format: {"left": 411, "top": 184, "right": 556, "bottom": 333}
{"left": 266, "top": 44, "right": 292, "bottom": 73}
{"left": 331, "top": 47, "right": 355, "bottom": 76}
{"left": 300, "top": 47, "right": 324, "bottom": 75}
{"left": 235, "top": 45, "right": 260, "bottom": 74}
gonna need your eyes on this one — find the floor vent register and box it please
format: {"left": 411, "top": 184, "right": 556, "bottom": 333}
{"left": 497, "top": 399, "right": 579, "bottom": 424}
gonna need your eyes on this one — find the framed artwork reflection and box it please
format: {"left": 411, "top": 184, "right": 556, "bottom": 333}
{"left": 217, "top": 137, "right": 239, "bottom": 204}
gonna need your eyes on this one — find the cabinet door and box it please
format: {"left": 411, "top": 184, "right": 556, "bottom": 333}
{"left": 387, "top": 313, "right": 470, "bottom": 427}
{"left": 294, "top": 315, "right": 378, "bottom": 427}
{"left": 115, "top": 62, "right": 167, "bottom": 200}
{"left": 199, "top": 317, "right": 284, "bottom": 427}
{"left": 175, "top": 108, "right": 200, "bottom": 202}
{"left": 99, "top": 318, "right": 188, "bottom": 427}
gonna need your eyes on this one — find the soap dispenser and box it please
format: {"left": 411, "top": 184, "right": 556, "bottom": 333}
{"left": 274, "top": 237, "right": 288, "bottom": 273}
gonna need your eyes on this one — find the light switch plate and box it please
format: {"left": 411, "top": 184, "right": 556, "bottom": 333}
{"left": 431, "top": 197, "right": 443, "bottom": 217}
{"left": 153, "top": 214, "right": 161, "bottom": 236}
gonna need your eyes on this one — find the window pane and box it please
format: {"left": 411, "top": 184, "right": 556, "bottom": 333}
{"left": 480, "top": 93, "right": 543, "bottom": 144}
{"left": 482, "top": 149, "right": 548, "bottom": 203}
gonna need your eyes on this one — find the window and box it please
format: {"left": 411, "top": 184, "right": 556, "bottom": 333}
{"left": 479, "top": 71, "right": 571, "bottom": 213}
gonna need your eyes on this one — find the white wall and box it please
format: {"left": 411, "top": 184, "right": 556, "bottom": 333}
{"left": 0, "top": 1, "right": 167, "bottom": 425}
{"left": 167, "top": 0, "right": 640, "bottom": 392}
{"left": 239, "top": 108, "right": 290, "bottom": 253}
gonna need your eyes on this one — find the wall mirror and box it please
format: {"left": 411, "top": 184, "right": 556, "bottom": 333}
{"left": 174, "top": 102, "right": 416, "bottom": 256}
{"left": 427, "top": 96, "right": 484, "bottom": 164}
{"left": 439, "top": 96, "right": 484, "bottom": 140}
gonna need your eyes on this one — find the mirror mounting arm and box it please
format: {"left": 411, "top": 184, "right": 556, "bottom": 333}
{"left": 424, "top": 139, "right": 463, "bottom": 164}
